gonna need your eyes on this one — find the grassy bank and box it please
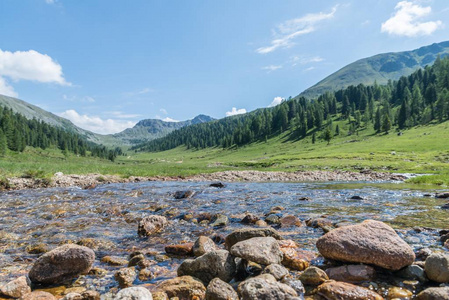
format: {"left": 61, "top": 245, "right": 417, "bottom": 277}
{"left": 0, "top": 120, "right": 448, "bottom": 186}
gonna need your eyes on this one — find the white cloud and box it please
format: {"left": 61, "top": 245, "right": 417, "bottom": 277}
{"left": 160, "top": 108, "right": 168, "bottom": 115}
{"left": 108, "top": 111, "right": 142, "bottom": 119}
{"left": 257, "top": 6, "right": 337, "bottom": 54}
{"left": 63, "top": 94, "right": 95, "bottom": 103}
{"left": 291, "top": 55, "right": 323, "bottom": 66}
{"left": 0, "top": 77, "right": 18, "bottom": 97}
{"left": 226, "top": 107, "right": 247, "bottom": 117}
{"left": 381, "top": 1, "right": 443, "bottom": 37}
{"left": 268, "top": 97, "right": 284, "bottom": 108}
{"left": 123, "top": 87, "right": 152, "bottom": 97}
{"left": 58, "top": 109, "right": 137, "bottom": 134}
{"left": 262, "top": 65, "right": 282, "bottom": 72}
{"left": 162, "top": 117, "right": 179, "bottom": 122}
{"left": 305, "top": 66, "right": 316, "bottom": 71}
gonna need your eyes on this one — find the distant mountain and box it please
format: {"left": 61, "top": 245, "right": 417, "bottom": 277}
{"left": 112, "top": 114, "right": 215, "bottom": 145}
{"left": 299, "top": 41, "right": 449, "bottom": 99}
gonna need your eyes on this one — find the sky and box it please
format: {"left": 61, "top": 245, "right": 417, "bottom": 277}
{"left": 0, "top": 0, "right": 448, "bottom": 134}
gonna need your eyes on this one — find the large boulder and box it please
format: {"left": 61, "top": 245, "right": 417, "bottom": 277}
{"left": 425, "top": 252, "right": 449, "bottom": 282}
{"left": 316, "top": 220, "right": 415, "bottom": 270}
{"left": 206, "top": 278, "right": 239, "bottom": 300}
{"left": 0, "top": 276, "right": 31, "bottom": 298}
{"left": 178, "top": 250, "right": 236, "bottom": 284}
{"left": 416, "top": 287, "right": 449, "bottom": 300}
{"left": 157, "top": 276, "right": 206, "bottom": 300}
{"left": 237, "top": 274, "right": 298, "bottom": 300}
{"left": 317, "top": 281, "right": 383, "bottom": 300}
{"left": 138, "top": 215, "right": 167, "bottom": 236}
{"left": 225, "top": 227, "right": 282, "bottom": 249}
{"left": 114, "top": 287, "right": 153, "bottom": 300}
{"left": 28, "top": 244, "right": 95, "bottom": 284}
{"left": 230, "top": 237, "right": 283, "bottom": 265}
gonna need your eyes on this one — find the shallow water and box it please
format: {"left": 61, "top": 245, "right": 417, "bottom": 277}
{"left": 0, "top": 181, "right": 448, "bottom": 294}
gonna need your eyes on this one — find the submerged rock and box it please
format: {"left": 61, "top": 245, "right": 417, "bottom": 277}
{"left": 225, "top": 227, "right": 283, "bottom": 249}
{"left": 206, "top": 278, "right": 238, "bottom": 300}
{"left": 174, "top": 190, "right": 195, "bottom": 199}
{"left": 157, "top": 276, "right": 206, "bottom": 300}
{"left": 317, "top": 281, "right": 383, "bottom": 300}
{"left": 28, "top": 244, "right": 95, "bottom": 284}
{"left": 316, "top": 220, "right": 415, "bottom": 270}
{"left": 425, "top": 252, "right": 449, "bottom": 283}
{"left": 138, "top": 215, "right": 168, "bottom": 236}
{"left": 230, "top": 237, "right": 283, "bottom": 265}
{"left": 114, "top": 287, "right": 153, "bottom": 300}
{"left": 101, "top": 256, "right": 128, "bottom": 266}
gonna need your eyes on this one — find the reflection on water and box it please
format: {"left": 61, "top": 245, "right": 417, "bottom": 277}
{"left": 0, "top": 181, "right": 448, "bottom": 292}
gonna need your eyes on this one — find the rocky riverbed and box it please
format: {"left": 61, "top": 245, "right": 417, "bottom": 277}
{"left": 1, "top": 180, "right": 448, "bottom": 299}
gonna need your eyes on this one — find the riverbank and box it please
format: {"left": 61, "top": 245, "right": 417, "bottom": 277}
{"left": 2, "top": 170, "right": 408, "bottom": 190}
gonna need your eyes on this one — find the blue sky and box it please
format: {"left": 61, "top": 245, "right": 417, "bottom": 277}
{"left": 0, "top": 0, "right": 448, "bottom": 134}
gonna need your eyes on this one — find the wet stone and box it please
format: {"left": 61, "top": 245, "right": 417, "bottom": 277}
{"left": 26, "top": 243, "right": 49, "bottom": 254}
{"left": 157, "top": 276, "right": 206, "bottom": 300}
{"left": 114, "top": 267, "right": 136, "bottom": 288}
{"left": 225, "top": 227, "right": 283, "bottom": 249}
{"left": 416, "top": 287, "right": 449, "bottom": 300}
{"left": 114, "top": 287, "right": 153, "bottom": 300}
{"left": 137, "top": 215, "right": 168, "bottom": 237}
{"left": 101, "top": 256, "right": 128, "bottom": 266}
{"left": 192, "top": 236, "right": 218, "bottom": 257}
{"left": 165, "top": 242, "right": 194, "bottom": 256}
{"left": 299, "top": 266, "right": 329, "bottom": 285}
{"left": 206, "top": 278, "right": 238, "bottom": 300}
{"left": 325, "top": 264, "right": 376, "bottom": 283}
{"left": 128, "top": 254, "right": 146, "bottom": 267}
{"left": 237, "top": 274, "right": 298, "bottom": 300}
{"left": 210, "top": 214, "right": 228, "bottom": 227}
{"left": 425, "top": 252, "right": 449, "bottom": 283}
{"left": 241, "top": 213, "right": 260, "bottom": 224}
{"left": 0, "top": 276, "right": 31, "bottom": 298}
{"left": 387, "top": 287, "right": 413, "bottom": 299}
{"left": 20, "top": 291, "right": 56, "bottom": 300}
{"left": 174, "top": 190, "right": 195, "bottom": 199}
{"left": 317, "top": 281, "right": 383, "bottom": 300}
{"left": 230, "top": 237, "right": 283, "bottom": 265}
{"left": 262, "top": 264, "right": 289, "bottom": 281}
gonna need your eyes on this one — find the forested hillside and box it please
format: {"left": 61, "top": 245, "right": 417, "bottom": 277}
{"left": 134, "top": 56, "right": 449, "bottom": 152}
{"left": 0, "top": 106, "right": 122, "bottom": 161}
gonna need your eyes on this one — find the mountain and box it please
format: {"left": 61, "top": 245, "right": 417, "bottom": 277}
{"left": 299, "top": 41, "right": 449, "bottom": 99}
{"left": 111, "top": 114, "right": 215, "bottom": 145}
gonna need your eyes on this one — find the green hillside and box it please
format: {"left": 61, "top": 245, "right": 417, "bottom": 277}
{"left": 299, "top": 41, "right": 449, "bottom": 99}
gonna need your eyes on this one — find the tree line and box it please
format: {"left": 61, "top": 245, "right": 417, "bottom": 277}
{"left": 133, "top": 55, "right": 449, "bottom": 152}
{"left": 0, "top": 106, "right": 123, "bottom": 161}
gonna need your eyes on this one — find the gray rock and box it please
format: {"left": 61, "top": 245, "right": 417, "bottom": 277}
{"left": 396, "top": 265, "right": 427, "bottom": 282}
{"left": 325, "top": 264, "right": 376, "bottom": 283}
{"left": 178, "top": 250, "right": 236, "bottom": 284}
{"left": 281, "top": 278, "right": 305, "bottom": 299}
{"left": 206, "top": 278, "right": 239, "bottom": 300}
{"left": 0, "top": 276, "right": 31, "bottom": 298}
{"left": 28, "top": 244, "right": 95, "bottom": 284}
{"left": 137, "top": 215, "right": 167, "bottom": 236}
{"left": 19, "top": 291, "right": 56, "bottom": 300}
{"left": 425, "top": 252, "right": 449, "bottom": 282}
{"left": 174, "top": 190, "right": 195, "bottom": 199}
{"left": 225, "top": 227, "right": 283, "bottom": 249}
{"left": 416, "top": 287, "right": 449, "bottom": 300}
{"left": 114, "top": 287, "right": 153, "bottom": 300}
{"left": 61, "top": 293, "right": 83, "bottom": 300}
{"left": 238, "top": 274, "right": 298, "bottom": 300}
{"left": 157, "top": 276, "right": 205, "bottom": 299}
{"left": 115, "top": 267, "right": 137, "bottom": 288}
{"left": 262, "top": 264, "right": 289, "bottom": 280}
{"left": 210, "top": 214, "right": 229, "bottom": 227}
{"left": 192, "top": 236, "right": 218, "bottom": 257}
{"left": 230, "top": 237, "right": 283, "bottom": 265}
{"left": 298, "top": 266, "right": 329, "bottom": 285}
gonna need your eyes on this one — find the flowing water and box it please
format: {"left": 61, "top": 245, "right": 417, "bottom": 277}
{"left": 0, "top": 181, "right": 448, "bottom": 295}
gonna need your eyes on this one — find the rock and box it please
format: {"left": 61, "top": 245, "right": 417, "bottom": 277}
{"left": 128, "top": 254, "right": 146, "bottom": 267}
{"left": 350, "top": 196, "right": 364, "bottom": 200}
{"left": 165, "top": 243, "right": 194, "bottom": 256}
{"left": 206, "top": 278, "right": 238, "bottom": 300}
{"left": 114, "top": 267, "right": 137, "bottom": 288}
{"left": 278, "top": 240, "right": 314, "bottom": 271}
{"left": 210, "top": 214, "right": 228, "bottom": 227}
{"left": 241, "top": 214, "right": 260, "bottom": 224}
{"left": 193, "top": 236, "right": 218, "bottom": 257}
{"left": 255, "top": 220, "right": 268, "bottom": 227}
{"left": 279, "top": 215, "right": 302, "bottom": 227}
{"left": 26, "top": 243, "right": 49, "bottom": 254}
{"left": 317, "top": 281, "right": 383, "bottom": 300}
{"left": 425, "top": 252, "right": 449, "bottom": 282}
{"left": 114, "top": 287, "right": 153, "bottom": 300}
{"left": 225, "top": 227, "right": 283, "bottom": 249}
{"left": 81, "top": 290, "right": 100, "bottom": 300}
{"left": 262, "top": 264, "right": 289, "bottom": 280}
{"left": 387, "top": 287, "right": 413, "bottom": 299}
{"left": 265, "top": 214, "right": 281, "bottom": 225}
{"left": 0, "top": 276, "right": 31, "bottom": 298}
{"left": 306, "top": 217, "right": 333, "bottom": 229}
{"left": 138, "top": 215, "right": 168, "bottom": 237}
{"left": 416, "top": 248, "right": 432, "bottom": 261}
{"left": 325, "top": 265, "right": 376, "bottom": 283}
{"left": 210, "top": 182, "right": 225, "bottom": 188}
{"left": 178, "top": 250, "right": 236, "bottom": 284}
{"left": 237, "top": 274, "right": 298, "bottom": 300}
{"left": 61, "top": 293, "right": 83, "bottom": 300}
{"left": 298, "top": 197, "right": 311, "bottom": 201}
{"left": 436, "top": 192, "right": 449, "bottom": 199}
{"left": 230, "top": 237, "right": 283, "bottom": 265}
{"left": 138, "top": 269, "right": 155, "bottom": 281}
{"left": 298, "top": 266, "right": 328, "bottom": 285}
{"left": 441, "top": 203, "right": 449, "bottom": 209}
{"left": 395, "top": 264, "right": 427, "bottom": 282}
{"left": 101, "top": 256, "right": 128, "bottom": 266}
{"left": 151, "top": 292, "right": 168, "bottom": 300}
{"left": 28, "top": 244, "right": 95, "bottom": 284}
{"left": 316, "top": 220, "right": 415, "bottom": 271}
{"left": 157, "top": 276, "right": 206, "bottom": 300}
{"left": 281, "top": 278, "right": 305, "bottom": 298}
{"left": 19, "top": 291, "right": 56, "bottom": 300}
{"left": 174, "top": 190, "right": 195, "bottom": 199}
{"left": 416, "top": 287, "right": 449, "bottom": 300}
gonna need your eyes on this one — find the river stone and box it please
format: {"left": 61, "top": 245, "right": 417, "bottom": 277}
{"left": 278, "top": 240, "right": 315, "bottom": 271}
{"left": 316, "top": 220, "right": 415, "bottom": 270}
{"left": 174, "top": 190, "right": 195, "bottom": 199}
{"left": 298, "top": 266, "right": 329, "bottom": 285}
{"left": 81, "top": 290, "right": 100, "bottom": 300}
{"left": 28, "top": 244, "right": 95, "bottom": 284}
{"left": 137, "top": 215, "right": 167, "bottom": 236}
{"left": 388, "top": 287, "right": 413, "bottom": 299}
{"left": 279, "top": 215, "right": 302, "bottom": 227}
{"left": 395, "top": 264, "right": 427, "bottom": 282}
{"left": 281, "top": 278, "right": 305, "bottom": 298}
{"left": 177, "top": 250, "right": 236, "bottom": 284}
{"left": 114, "top": 267, "right": 137, "bottom": 288}
{"left": 206, "top": 278, "right": 238, "bottom": 300}
{"left": 225, "top": 227, "right": 283, "bottom": 249}
{"left": 262, "top": 264, "right": 289, "bottom": 280}
{"left": 165, "top": 242, "right": 194, "bottom": 256}
{"left": 230, "top": 237, "right": 283, "bottom": 265}
{"left": 241, "top": 213, "right": 260, "bottom": 224}
{"left": 101, "top": 256, "right": 128, "bottom": 266}
{"left": 325, "top": 264, "right": 376, "bottom": 282}
{"left": 19, "top": 291, "right": 56, "bottom": 300}
{"left": 157, "top": 276, "right": 206, "bottom": 300}
{"left": 237, "top": 274, "right": 298, "bottom": 300}
{"left": 416, "top": 287, "right": 449, "bottom": 300}
{"left": 210, "top": 214, "right": 229, "bottom": 227}
{"left": 317, "top": 281, "right": 383, "bottom": 300}
{"left": 436, "top": 192, "right": 449, "bottom": 199}
{"left": 193, "top": 236, "right": 218, "bottom": 257}
{"left": 425, "top": 252, "right": 449, "bottom": 282}
{"left": 114, "top": 287, "right": 153, "bottom": 300}
{"left": 61, "top": 293, "right": 83, "bottom": 300}
{"left": 0, "top": 276, "right": 31, "bottom": 298}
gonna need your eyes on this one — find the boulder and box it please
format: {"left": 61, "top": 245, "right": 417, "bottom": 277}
{"left": 114, "top": 287, "right": 153, "bottom": 300}
{"left": 225, "top": 227, "right": 282, "bottom": 249}
{"left": 0, "top": 276, "right": 31, "bottom": 298}
{"left": 230, "top": 237, "right": 283, "bottom": 265}
{"left": 325, "top": 264, "right": 376, "bottom": 283}
{"left": 193, "top": 236, "right": 218, "bottom": 257}
{"left": 165, "top": 243, "right": 194, "bottom": 256}
{"left": 138, "top": 215, "right": 167, "bottom": 236}
{"left": 425, "top": 252, "right": 449, "bottom": 282}
{"left": 416, "top": 287, "right": 449, "bottom": 300}
{"left": 28, "top": 244, "right": 95, "bottom": 284}
{"left": 114, "top": 267, "right": 137, "bottom": 288}
{"left": 178, "top": 250, "right": 236, "bottom": 284}
{"left": 157, "top": 276, "right": 206, "bottom": 300}
{"left": 298, "top": 266, "right": 328, "bottom": 285}
{"left": 206, "top": 278, "right": 238, "bottom": 300}
{"left": 19, "top": 291, "right": 56, "bottom": 300}
{"left": 210, "top": 182, "right": 226, "bottom": 188}
{"left": 316, "top": 220, "right": 415, "bottom": 270}
{"left": 237, "top": 274, "right": 298, "bottom": 300}
{"left": 262, "top": 264, "right": 289, "bottom": 281}
{"left": 317, "top": 281, "right": 383, "bottom": 300}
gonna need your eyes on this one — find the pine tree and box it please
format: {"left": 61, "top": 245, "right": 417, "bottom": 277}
{"left": 0, "top": 129, "right": 7, "bottom": 156}
{"left": 382, "top": 114, "right": 391, "bottom": 134}
{"left": 324, "top": 127, "right": 332, "bottom": 145}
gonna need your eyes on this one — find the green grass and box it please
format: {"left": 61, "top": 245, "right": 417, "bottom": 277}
{"left": 1, "top": 120, "right": 449, "bottom": 186}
